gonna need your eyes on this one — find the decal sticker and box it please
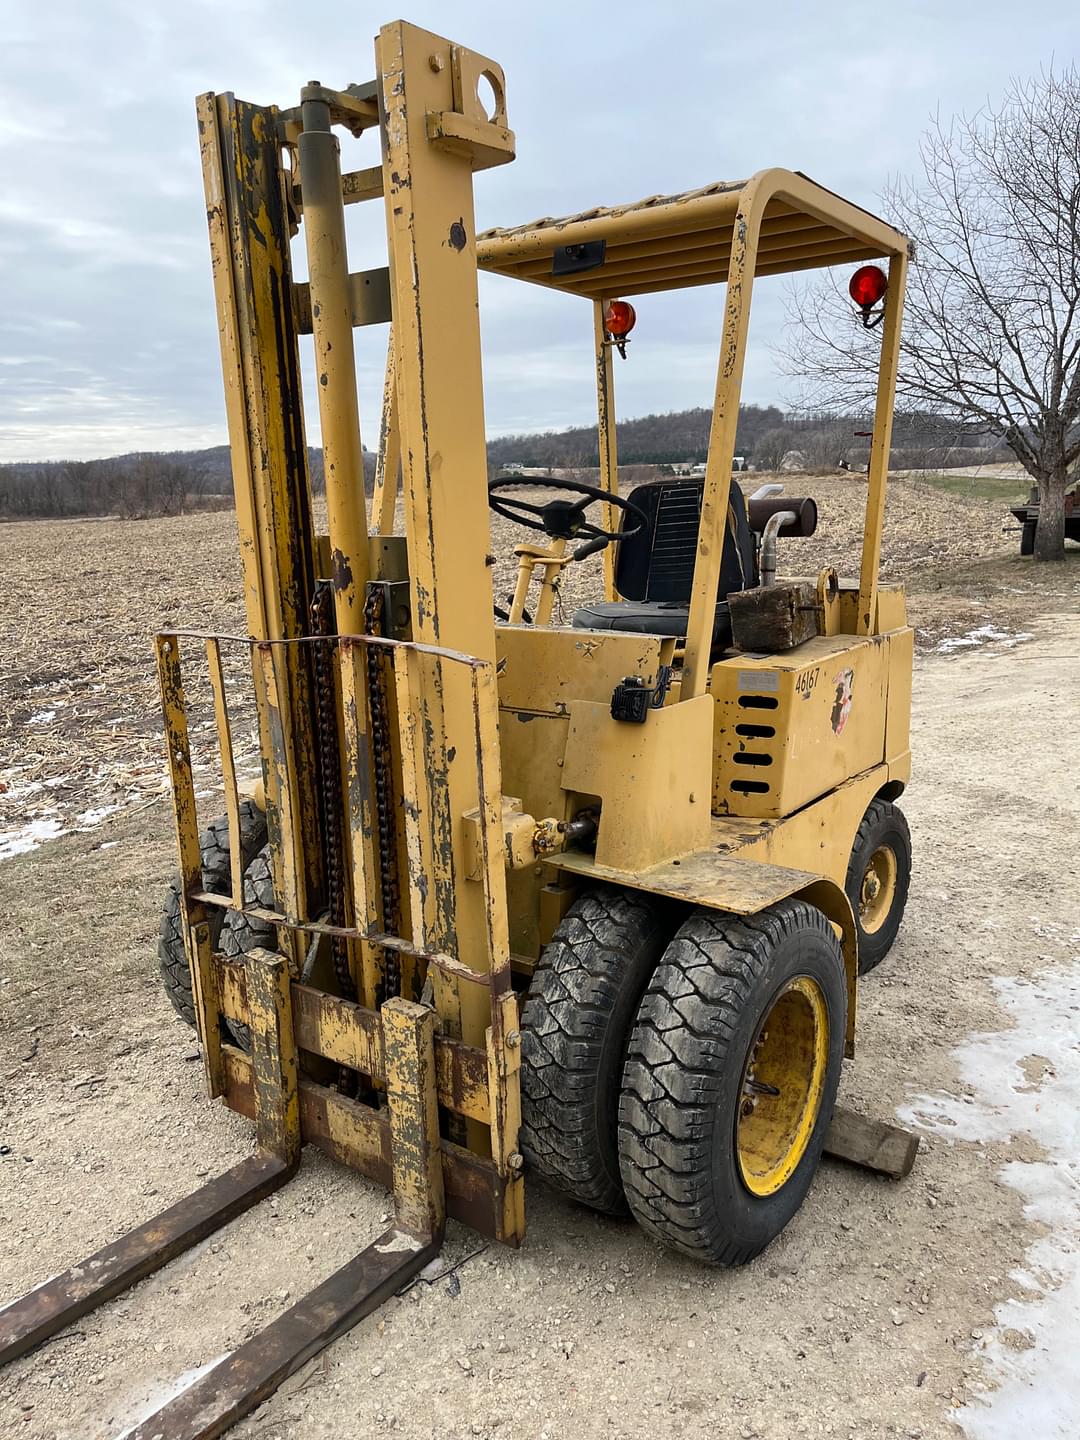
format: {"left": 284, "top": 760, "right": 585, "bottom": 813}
{"left": 831, "top": 668, "right": 854, "bottom": 735}
{"left": 795, "top": 665, "right": 821, "bottom": 699}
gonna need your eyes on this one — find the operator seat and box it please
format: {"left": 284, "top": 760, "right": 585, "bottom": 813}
{"left": 572, "top": 476, "right": 757, "bottom": 646}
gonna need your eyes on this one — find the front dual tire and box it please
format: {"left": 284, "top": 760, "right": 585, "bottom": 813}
{"left": 618, "top": 902, "right": 845, "bottom": 1265}
{"left": 521, "top": 892, "right": 846, "bottom": 1265}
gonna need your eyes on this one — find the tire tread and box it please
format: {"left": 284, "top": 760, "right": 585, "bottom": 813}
{"left": 618, "top": 900, "right": 843, "bottom": 1266}
{"left": 521, "top": 888, "right": 669, "bottom": 1215}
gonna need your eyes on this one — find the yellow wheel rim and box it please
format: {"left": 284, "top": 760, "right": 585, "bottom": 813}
{"left": 859, "top": 845, "right": 897, "bottom": 935}
{"left": 736, "top": 976, "right": 830, "bottom": 1198}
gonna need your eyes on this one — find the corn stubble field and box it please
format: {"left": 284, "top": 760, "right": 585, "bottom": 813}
{"left": 0, "top": 472, "right": 1041, "bottom": 855}
{"left": 1, "top": 473, "right": 1079, "bottom": 1440}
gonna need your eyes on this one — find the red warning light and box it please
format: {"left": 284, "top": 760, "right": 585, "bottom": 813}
{"left": 848, "top": 265, "right": 888, "bottom": 310}
{"left": 603, "top": 299, "right": 637, "bottom": 337}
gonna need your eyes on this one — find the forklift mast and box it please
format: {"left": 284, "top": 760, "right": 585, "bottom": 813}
{"left": 181, "top": 19, "right": 524, "bottom": 1226}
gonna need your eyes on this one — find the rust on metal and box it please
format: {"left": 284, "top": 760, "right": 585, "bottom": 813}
{"left": 247, "top": 948, "right": 301, "bottom": 1164}
{"left": 216, "top": 963, "right": 491, "bottom": 1124}
{"left": 476, "top": 175, "right": 905, "bottom": 295}
{"left": 485, "top": 990, "right": 525, "bottom": 1241}
{"left": 223, "top": 1049, "right": 516, "bottom": 1243}
{"left": 195, "top": 90, "right": 324, "bottom": 925}
{"left": 126, "top": 1225, "right": 439, "bottom": 1440}
{"left": 0, "top": 1156, "right": 291, "bottom": 1367}
{"left": 156, "top": 632, "right": 225, "bottom": 1099}
{"left": 204, "top": 636, "right": 244, "bottom": 908}
{"left": 383, "top": 999, "right": 445, "bottom": 1236}
{"left": 194, "top": 892, "right": 490, "bottom": 983}
{"left": 372, "top": 325, "right": 401, "bottom": 536}
{"left": 549, "top": 838, "right": 821, "bottom": 913}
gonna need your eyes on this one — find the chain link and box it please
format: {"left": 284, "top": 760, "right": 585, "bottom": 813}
{"left": 310, "top": 583, "right": 355, "bottom": 1001}
{"left": 364, "top": 586, "right": 404, "bottom": 1002}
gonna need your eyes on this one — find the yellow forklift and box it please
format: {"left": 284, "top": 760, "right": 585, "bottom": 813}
{"left": 0, "top": 21, "right": 917, "bottom": 1437}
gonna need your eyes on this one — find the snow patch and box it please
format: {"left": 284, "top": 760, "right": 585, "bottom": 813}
{"left": 899, "top": 964, "right": 1080, "bottom": 1438}
{"left": 76, "top": 803, "right": 122, "bottom": 828}
{"left": 1, "top": 778, "right": 45, "bottom": 800}
{"left": 0, "top": 816, "right": 67, "bottom": 859}
{"left": 936, "top": 625, "right": 1033, "bottom": 654}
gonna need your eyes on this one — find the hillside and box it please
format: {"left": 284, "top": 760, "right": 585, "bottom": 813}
{"left": 0, "top": 407, "right": 1008, "bottom": 519}
{"left": 486, "top": 405, "right": 785, "bottom": 469}
{"left": 486, "top": 405, "right": 1006, "bottom": 473}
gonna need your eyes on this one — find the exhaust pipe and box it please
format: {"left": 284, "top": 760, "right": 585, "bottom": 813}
{"left": 760, "top": 510, "right": 797, "bottom": 587}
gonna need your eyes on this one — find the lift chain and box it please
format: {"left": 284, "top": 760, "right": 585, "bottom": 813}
{"left": 310, "top": 582, "right": 355, "bottom": 1000}
{"left": 364, "top": 585, "right": 404, "bottom": 1002}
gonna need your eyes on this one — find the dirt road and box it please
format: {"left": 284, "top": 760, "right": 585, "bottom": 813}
{"left": 2, "top": 592, "right": 1077, "bottom": 1439}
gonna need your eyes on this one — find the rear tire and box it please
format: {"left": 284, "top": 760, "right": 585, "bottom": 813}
{"left": 520, "top": 887, "right": 674, "bottom": 1215}
{"left": 157, "top": 801, "right": 267, "bottom": 1026}
{"left": 618, "top": 900, "right": 846, "bottom": 1266}
{"left": 218, "top": 843, "right": 278, "bottom": 962}
{"left": 217, "top": 842, "right": 280, "bottom": 1049}
{"left": 845, "top": 798, "right": 911, "bottom": 974}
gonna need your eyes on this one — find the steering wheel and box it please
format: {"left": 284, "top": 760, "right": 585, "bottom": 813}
{"left": 487, "top": 476, "right": 646, "bottom": 554}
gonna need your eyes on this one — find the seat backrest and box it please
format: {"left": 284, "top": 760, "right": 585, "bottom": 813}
{"left": 614, "top": 477, "right": 758, "bottom": 603}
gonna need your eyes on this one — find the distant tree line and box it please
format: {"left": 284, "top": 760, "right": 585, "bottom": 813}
{"left": 0, "top": 453, "right": 198, "bottom": 519}
{"left": 1, "top": 406, "right": 1012, "bottom": 521}
{"left": 487, "top": 404, "right": 1009, "bottom": 475}
{"left": 0, "top": 446, "right": 376, "bottom": 520}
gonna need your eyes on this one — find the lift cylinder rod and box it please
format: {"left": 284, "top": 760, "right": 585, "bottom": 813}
{"left": 299, "top": 91, "right": 371, "bottom": 634}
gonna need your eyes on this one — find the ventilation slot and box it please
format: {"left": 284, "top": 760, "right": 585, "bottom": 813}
{"left": 735, "top": 723, "right": 775, "bottom": 738}
{"left": 738, "top": 694, "right": 778, "bottom": 710}
{"left": 647, "top": 485, "right": 703, "bottom": 598}
{"left": 731, "top": 778, "right": 770, "bottom": 794}
{"left": 733, "top": 752, "right": 772, "bottom": 767}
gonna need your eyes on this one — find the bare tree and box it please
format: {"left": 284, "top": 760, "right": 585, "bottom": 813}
{"left": 753, "top": 427, "right": 792, "bottom": 472}
{"left": 784, "top": 67, "right": 1080, "bottom": 559}
{"left": 797, "top": 418, "right": 853, "bottom": 471}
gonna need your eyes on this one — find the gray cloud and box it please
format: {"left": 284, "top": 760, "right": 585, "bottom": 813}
{"left": 2, "top": 0, "right": 1077, "bottom": 459}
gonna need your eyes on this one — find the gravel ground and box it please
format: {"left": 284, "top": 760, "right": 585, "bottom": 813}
{"left": 1, "top": 483, "right": 1078, "bottom": 1438}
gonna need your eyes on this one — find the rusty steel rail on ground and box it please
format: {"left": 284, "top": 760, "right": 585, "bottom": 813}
{"left": 0, "top": 1156, "right": 291, "bottom": 1367}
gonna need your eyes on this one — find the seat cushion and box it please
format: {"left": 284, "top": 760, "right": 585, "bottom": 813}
{"left": 572, "top": 599, "right": 732, "bottom": 646}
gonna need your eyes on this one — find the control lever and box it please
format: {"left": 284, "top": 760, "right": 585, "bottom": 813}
{"left": 572, "top": 535, "right": 608, "bottom": 561}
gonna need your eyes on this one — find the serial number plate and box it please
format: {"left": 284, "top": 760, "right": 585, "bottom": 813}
{"left": 737, "top": 670, "right": 779, "bottom": 692}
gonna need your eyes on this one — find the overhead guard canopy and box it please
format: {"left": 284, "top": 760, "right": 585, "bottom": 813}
{"left": 476, "top": 169, "right": 909, "bottom": 299}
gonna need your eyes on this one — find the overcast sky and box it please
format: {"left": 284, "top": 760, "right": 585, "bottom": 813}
{"left": 2, "top": 0, "right": 1078, "bottom": 461}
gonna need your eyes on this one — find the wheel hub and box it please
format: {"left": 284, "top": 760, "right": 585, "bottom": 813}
{"left": 859, "top": 844, "right": 898, "bottom": 935}
{"left": 736, "top": 976, "right": 829, "bottom": 1197}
